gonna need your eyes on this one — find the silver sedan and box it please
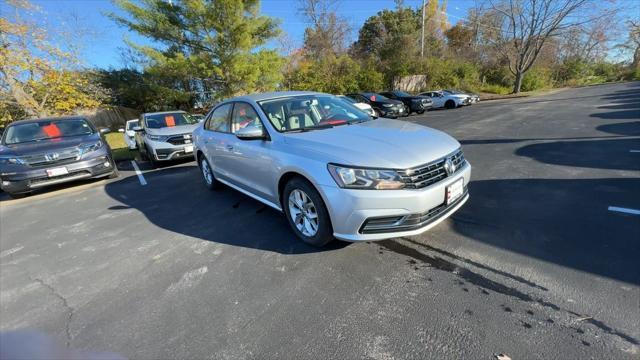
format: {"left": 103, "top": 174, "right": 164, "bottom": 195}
{"left": 193, "top": 91, "right": 471, "bottom": 246}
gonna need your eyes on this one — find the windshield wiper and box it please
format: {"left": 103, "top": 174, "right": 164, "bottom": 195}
{"left": 282, "top": 124, "right": 335, "bottom": 133}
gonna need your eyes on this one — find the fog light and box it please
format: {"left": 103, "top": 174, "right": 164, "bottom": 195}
{"left": 104, "top": 161, "right": 111, "bottom": 167}
{"left": 2, "top": 181, "right": 10, "bottom": 186}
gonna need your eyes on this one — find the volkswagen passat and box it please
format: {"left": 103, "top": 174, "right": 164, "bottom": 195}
{"left": 193, "top": 91, "right": 470, "bottom": 246}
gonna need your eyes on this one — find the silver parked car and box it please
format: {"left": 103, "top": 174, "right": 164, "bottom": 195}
{"left": 193, "top": 91, "right": 471, "bottom": 246}
{"left": 134, "top": 111, "right": 200, "bottom": 166}
{"left": 418, "top": 90, "right": 471, "bottom": 109}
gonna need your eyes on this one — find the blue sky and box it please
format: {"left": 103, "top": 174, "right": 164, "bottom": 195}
{"left": 22, "top": 0, "right": 477, "bottom": 69}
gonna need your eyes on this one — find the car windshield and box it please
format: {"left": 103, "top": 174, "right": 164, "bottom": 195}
{"left": 126, "top": 120, "right": 139, "bottom": 130}
{"left": 258, "top": 94, "right": 371, "bottom": 133}
{"left": 144, "top": 112, "right": 198, "bottom": 129}
{"left": 362, "top": 93, "right": 389, "bottom": 101}
{"left": 2, "top": 118, "right": 94, "bottom": 145}
{"left": 394, "top": 91, "right": 412, "bottom": 97}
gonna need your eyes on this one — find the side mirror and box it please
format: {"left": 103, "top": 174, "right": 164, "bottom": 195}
{"left": 118, "top": 128, "right": 125, "bottom": 133}
{"left": 235, "top": 126, "right": 265, "bottom": 140}
{"left": 99, "top": 128, "right": 110, "bottom": 134}
{"left": 133, "top": 126, "right": 144, "bottom": 132}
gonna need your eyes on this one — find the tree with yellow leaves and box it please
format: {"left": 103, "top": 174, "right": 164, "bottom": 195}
{"left": 0, "top": 0, "right": 108, "bottom": 125}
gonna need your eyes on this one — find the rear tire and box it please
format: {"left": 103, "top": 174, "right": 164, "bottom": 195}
{"left": 445, "top": 100, "right": 456, "bottom": 109}
{"left": 282, "top": 177, "right": 334, "bottom": 247}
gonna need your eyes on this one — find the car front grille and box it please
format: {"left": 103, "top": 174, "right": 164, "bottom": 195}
{"left": 397, "top": 149, "right": 466, "bottom": 189}
{"left": 23, "top": 148, "right": 81, "bottom": 167}
{"left": 166, "top": 133, "right": 193, "bottom": 145}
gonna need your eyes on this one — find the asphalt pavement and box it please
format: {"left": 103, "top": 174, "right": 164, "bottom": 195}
{"left": 1, "top": 82, "right": 639, "bottom": 359}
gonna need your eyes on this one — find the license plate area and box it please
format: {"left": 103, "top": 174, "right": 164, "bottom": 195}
{"left": 446, "top": 178, "right": 464, "bottom": 205}
{"left": 46, "top": 167, "right": 68, "bottom": 177}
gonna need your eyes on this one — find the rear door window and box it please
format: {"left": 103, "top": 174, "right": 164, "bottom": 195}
{"left": 205, "top": 103, "right": 232, "bottom": 133}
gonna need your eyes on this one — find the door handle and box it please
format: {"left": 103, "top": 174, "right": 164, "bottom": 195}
{"left": 226, "top": 144, "right": 234, "bottom": 150}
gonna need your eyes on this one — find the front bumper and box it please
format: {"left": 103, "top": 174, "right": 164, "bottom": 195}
{"left": 0, "top": 155, "right": 115, "bottom": 194}
{"left": 321, "top": 161, "right": 471, "bottom": 241}
{"left": 147, "top": 141, "right": 194, "bottom": 161}
{"left": 379, "top": 107, "right": 402, "bottom": 118}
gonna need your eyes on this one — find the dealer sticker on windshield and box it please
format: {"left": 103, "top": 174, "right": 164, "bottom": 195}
{"left": 446, "top": 178, "right": 464, "bottom": 205}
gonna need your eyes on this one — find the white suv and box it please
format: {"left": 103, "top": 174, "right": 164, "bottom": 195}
{"left": 134, "top": 111, "right": 200, "bottom": 166}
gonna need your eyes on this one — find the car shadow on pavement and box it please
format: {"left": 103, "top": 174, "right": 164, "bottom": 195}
{"left": 596, "top": 121, "right": 640, "bottom": 136}
{"left": 451, "top": 178, "right": 640, "bottom": 285}
{"left": 103, "top": 165, "right": 348, "bottom": 254}
{"left": 515, "top": 138, "right": 640, "bottom": 171}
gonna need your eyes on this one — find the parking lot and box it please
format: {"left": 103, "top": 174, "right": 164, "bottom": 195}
{"left": 1, "top": 82, "right": 638, "bottom": 358}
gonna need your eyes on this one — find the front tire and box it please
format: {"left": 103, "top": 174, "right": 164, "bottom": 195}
{"left": 199, "top": 156, "right": 221, "bottom": 190}
{"left": 416, "top": 109, "right": 425, "bottom": 114}
{"left": 445, "top": 100, "right": 456, "bottom": 109}
{"left": 283, "top": 178, "right": 333, "bottom": 247}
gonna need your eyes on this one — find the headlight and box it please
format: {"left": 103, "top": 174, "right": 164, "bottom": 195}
{"left": 146, "top": 133, "right": 167, "bottom": 141}
{"left": 328, "top": 164, "right": 405, "bottom": 190}
{"left": 382, "top": 103, "right": 394, "bottom": 108}
{"left": 79, "top": 141, "right": 103, "bottom": 155}
{"left": 0, "top": 156, "right": 26, "bottom": 165}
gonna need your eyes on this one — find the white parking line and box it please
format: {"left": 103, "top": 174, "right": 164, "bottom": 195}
{"left": 608, "top": 206, "right": 640, "bottom": 216}
{"left": 630, "top": 150, "right": 640, "bottom": 153}
{"left": 131, "top": 160, "right": 147, "bottom": 186}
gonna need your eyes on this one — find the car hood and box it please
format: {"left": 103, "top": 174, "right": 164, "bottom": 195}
{"left": 282, "top": 118, "right": 460, "bottom": 169}
{"left": 449, "top": 94, "right": 469, "bottom": 99}
{"left": 146, "top": 124, "right": 199, "bottom": 136}
{"left": 0, "top": 134, "right": 101, "bottom": 157}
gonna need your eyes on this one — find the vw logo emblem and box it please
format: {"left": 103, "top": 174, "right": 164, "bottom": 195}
{"left": 45, "top": 153, "right": 59, "bottom": 162}
{"left": 443, "top": 157, "right": 456, "bottom": 176}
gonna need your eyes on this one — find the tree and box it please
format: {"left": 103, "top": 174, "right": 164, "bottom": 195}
{"left": 109, "top": 0, "right": 284, "bottom": 100}
{"left": 618, "top": 20, "right": 640, "bottom": 71}
{"left": 445, "top": 22, "right": 476, "bottom": 59}
{"left": 484, "top": 0, "right": 612, "bottom": 93}
{"left": 352, "top": 4, "right": 423, "bottom": 84}
{"left": 298, "top": 0, "right": 351, "bottom": 59}
{"left": 0, "top": 0, "right": 108, "bottom": 124}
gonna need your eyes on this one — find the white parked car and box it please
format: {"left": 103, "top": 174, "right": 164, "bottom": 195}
{"left": 337, "top": 95, "right": 376, "bottom": 117}
{"left": 119, "top": 119, "right": 139, "bottom": 150}
{"left": 443, "top": 89, "right": 479, "bottom": 104}
{"left": 418, "top": 90, "right": 471, "bottom": 109}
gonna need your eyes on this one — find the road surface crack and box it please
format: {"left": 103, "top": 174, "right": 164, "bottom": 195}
{"left": 30, "top": 277, "right": 74, "bottom": 347}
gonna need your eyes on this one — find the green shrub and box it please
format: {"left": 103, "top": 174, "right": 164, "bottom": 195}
{"left": 521, "top": 67, "right": 553, "bottom": 92}
{"left": 479, "top": 84, "right": 511, "bottom": 94}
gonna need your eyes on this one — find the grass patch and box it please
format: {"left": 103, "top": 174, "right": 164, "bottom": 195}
{"left": 105, "top": 132, "right": 137, "bottom": 162}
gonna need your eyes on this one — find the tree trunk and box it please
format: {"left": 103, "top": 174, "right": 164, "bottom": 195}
{"left": 513, "top": 71, "right": 523, "bottom": 94}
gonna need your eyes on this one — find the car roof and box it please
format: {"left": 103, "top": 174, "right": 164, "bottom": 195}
{"left": 142, "top": 110, "right": 187, "bottom": 116}
{"left": 228, "top": 91, "right": 325, "bottom": 103}
{"left": 7, "top": 115, "right": 89, "bottom": 126}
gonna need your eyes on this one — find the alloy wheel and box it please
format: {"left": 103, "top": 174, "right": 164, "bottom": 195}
{"left": 201, "top": 158, "right": 213, "bottom": 186}
{"left": 288, "top": 189, "right": 319, "bottom": 237}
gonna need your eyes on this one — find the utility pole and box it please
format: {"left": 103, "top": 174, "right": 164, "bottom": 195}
{"left": 421, "top": 0, "right": 426, "bottom": 57}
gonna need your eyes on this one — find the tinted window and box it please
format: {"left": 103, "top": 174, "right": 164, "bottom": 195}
{"left": 126, "top": 120, "right": 139, "bottom": 130}
{"left": 362, "top": 93, "right": 389, "bottom": 101}
{"left": 206, "top": 103, "right": 232, "bottom": 132}
{"left": 231, "top": 102, "right": 262, "bottom": 134}
{"left": 3, "top": 119, "right": 94, "bottom": 145}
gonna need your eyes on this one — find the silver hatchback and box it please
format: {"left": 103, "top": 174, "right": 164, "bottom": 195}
{"left": 193, "top": 91, "right": 471, "bottom": 246}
